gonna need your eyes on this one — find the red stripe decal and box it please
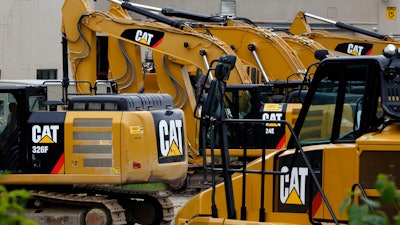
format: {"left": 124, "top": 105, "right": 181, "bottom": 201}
{"left": 275, "top": 135, "right": 286, "bottom": 150}
{"left": 152, "top": 38, "right": 164, "bottom": 48}
{"left": 51, "top": 153, "right": 64, "bottom": 174}
{"left": 306, "top": 191, "right": 323, "bottom": 217}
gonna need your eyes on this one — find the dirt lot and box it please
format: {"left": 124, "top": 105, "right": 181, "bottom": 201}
{"left": 169, "top": 189, "right": 197, "bottom": 213}
{"left": 169, "top": 189, "right": 198, "bottom": 224}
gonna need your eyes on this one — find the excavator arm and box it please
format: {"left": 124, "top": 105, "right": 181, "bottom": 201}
{"left": 289, "top": 11, "right": 400, "bottom": 56}
{"left": 125, "top": 2, "right": 313, "bottom": 82}
{"left": 62, "top": 0, "right": 251, "bottom": 91}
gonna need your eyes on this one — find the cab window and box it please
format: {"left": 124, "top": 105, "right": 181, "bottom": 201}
{"left": 29, "top": 95, "right": 47, "bottom": 111}
{"left": 0, "top": 93, "right": 18, "bottom": 133}
{"left": 298, "top": 63, "right": 369, "bottom": 145}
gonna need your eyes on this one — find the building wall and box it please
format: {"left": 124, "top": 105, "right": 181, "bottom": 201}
{"left": 236, "top": 0, "right": 380, "bottom": 23}
{"left": 0, "top": 0, "right": 64, "bottom": 79}
{"left": 0, "top": 0, "right": 399, "bottom": 79}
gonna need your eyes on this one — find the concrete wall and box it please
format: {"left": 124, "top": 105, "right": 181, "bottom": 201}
{"left": 0, "top": 0, "right": 64, "bottom": 79}
{"left": 130, "top": 0, "right": 399, "bottom": 34}
{"left": 0, "top": 0, "right": 399, "bottom": 79}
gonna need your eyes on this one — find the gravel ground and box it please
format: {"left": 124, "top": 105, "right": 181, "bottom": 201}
{"left": 168, "top": 189, "right": 198, "bottom": 224}
{"left": 169, "top": 189, "right": 197, "bottom": 213}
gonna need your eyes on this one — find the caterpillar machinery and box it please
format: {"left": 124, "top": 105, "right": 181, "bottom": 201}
{"left": 289, "top": 11, "right": 400, "bottom": 56}
{"left": 175, "top": 45, "right": 400, "bottom": 224}
{"left": 63, "top": 0, "right": 309, "bottom": 191}
{"left": 0, "top": 83, "right": 187, "bottom": 225}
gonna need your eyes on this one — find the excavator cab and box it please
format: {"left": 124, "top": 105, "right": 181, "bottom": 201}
{"left": 293, "top": 57, "right": 379, "bottom": 145}
{"left": 0, "top": 86, "right": 48, "bottom": 172}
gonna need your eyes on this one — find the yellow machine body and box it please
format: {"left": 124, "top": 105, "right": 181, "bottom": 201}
{"left": 176, "top": 129, "right": 400, "bottom": 224}
{"left": 1, "top": 110, "right": 187, "bottom": 185}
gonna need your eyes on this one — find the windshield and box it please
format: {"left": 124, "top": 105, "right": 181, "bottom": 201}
{"left": 297, "top": 62, "right": 370, "bottom": 145}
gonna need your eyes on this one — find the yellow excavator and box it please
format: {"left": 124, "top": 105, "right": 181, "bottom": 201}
{"left": 0, "top": 70, "right": 188, "bottom": 224}
{"left": 289, "top": 11, "right": 400, "bottom": 56}
{"left": 175, "top": 44, "right": 400, "bottom": 224}
{"left": 65, "top": 0, "right": 310, "bottom": 190}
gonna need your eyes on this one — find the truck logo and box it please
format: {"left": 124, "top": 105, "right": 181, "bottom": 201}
{"left": 335, "top": 43, "right": 373, "bottom": 55}
{"left": 32, "top": 125, "right": 59, "bottom": 144}
{"left": 159, "top": 119, "right": 183, "bottom": 157}
{"left": 280, "top": 166, "right": 308, "bottom": 205}
{"left": 121, "top": 29, "right": 164, "bottom": 48}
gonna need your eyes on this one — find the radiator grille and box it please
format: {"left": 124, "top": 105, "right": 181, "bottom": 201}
{"left": 72, "top": 118, "right": 113, "bottom": 168}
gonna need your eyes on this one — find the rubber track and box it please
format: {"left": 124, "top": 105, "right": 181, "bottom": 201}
{"left": 78, "top": 185, "right": 174, "bottom": 225}
{"left": 30, "top": 186, "right": 174, "bottom": 225}
{"left": 29, "top": 189, "right": 127, "bottom": 225}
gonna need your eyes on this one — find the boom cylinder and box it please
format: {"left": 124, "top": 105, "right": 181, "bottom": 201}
{"left": 304, "top": 12, "right": 388, "bottom": 40}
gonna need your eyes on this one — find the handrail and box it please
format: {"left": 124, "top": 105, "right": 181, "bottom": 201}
{"left": 202, "top": 115, "right": 340, "bottom": 224}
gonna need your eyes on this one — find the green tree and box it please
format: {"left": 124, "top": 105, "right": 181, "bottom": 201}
{"left": 341, "top": 174, "right": 400, "bottom": 225}
{"left": 0, "top": 175, "right": 37, "bottom": 225}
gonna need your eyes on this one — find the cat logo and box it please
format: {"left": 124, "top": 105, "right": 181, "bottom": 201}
{"left": 262, "top": 104, "right": 283, "bottom": 128}
{"left": 159, "top": 119, "right": 183, "bottom": 157}
{"left": 262, "top": 112, "right": 283, "bottom": 127}
{"left": 262, "top": 104, "right": 284, "bottom": 134}
{"left": 32, "top": 125, "right": 59, "bottom": 144}
{"left": 280, "top": 166, "right": 308, "bottom": 205}
{"left": 135, "top": 30, "right": 154, "bottom": 46}
{"left": 335, "top": 43, "right": 373, "bottom": 56}
{"left": 347, "top": 43, "right": 364, "bottom": 56}
{"left": 121, "top": 29, "right": 164, "bottom": 48}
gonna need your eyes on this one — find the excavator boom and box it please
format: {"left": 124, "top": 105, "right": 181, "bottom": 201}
{"left": 62, "top": 0, "right": 251, "bottom": 89}
{"left": 301, "top": 12, "right": 388, "bottom": 40}
{"left": 121, "top": 2, "right": 314, "bottom": 83}
{"left": 289, "top": 11, "right": 400, "bottom": 56}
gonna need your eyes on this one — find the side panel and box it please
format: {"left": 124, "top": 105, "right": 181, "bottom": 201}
{"left": 153, "top": 109, "right": 185, "bottom": 163}
{"left": 274, "top": 145, "right": 358, "bottom": 222}
{"left": 121, "top": 109, "right": 187, "bottom": 184}
{"left": 64, "top": 111, "right": 122, "bottom": 176}
{"left": 274, "top": 149, "right": 323, "bottom": 215}
{"left": 320, "top": 145, "right": 358, "bottom": 221}
{"left": 27, "top": 112, "right": 66, "bottom": 174}
{"left": 261, "top": 103, "right": 288, "bottom": 149}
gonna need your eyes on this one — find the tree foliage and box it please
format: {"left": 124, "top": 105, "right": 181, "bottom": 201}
{"left": 341, "top": 174, "right": 400, "bottom": 225}
{"left": 0, "top": 175, "right": 37, "bottom": 225}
